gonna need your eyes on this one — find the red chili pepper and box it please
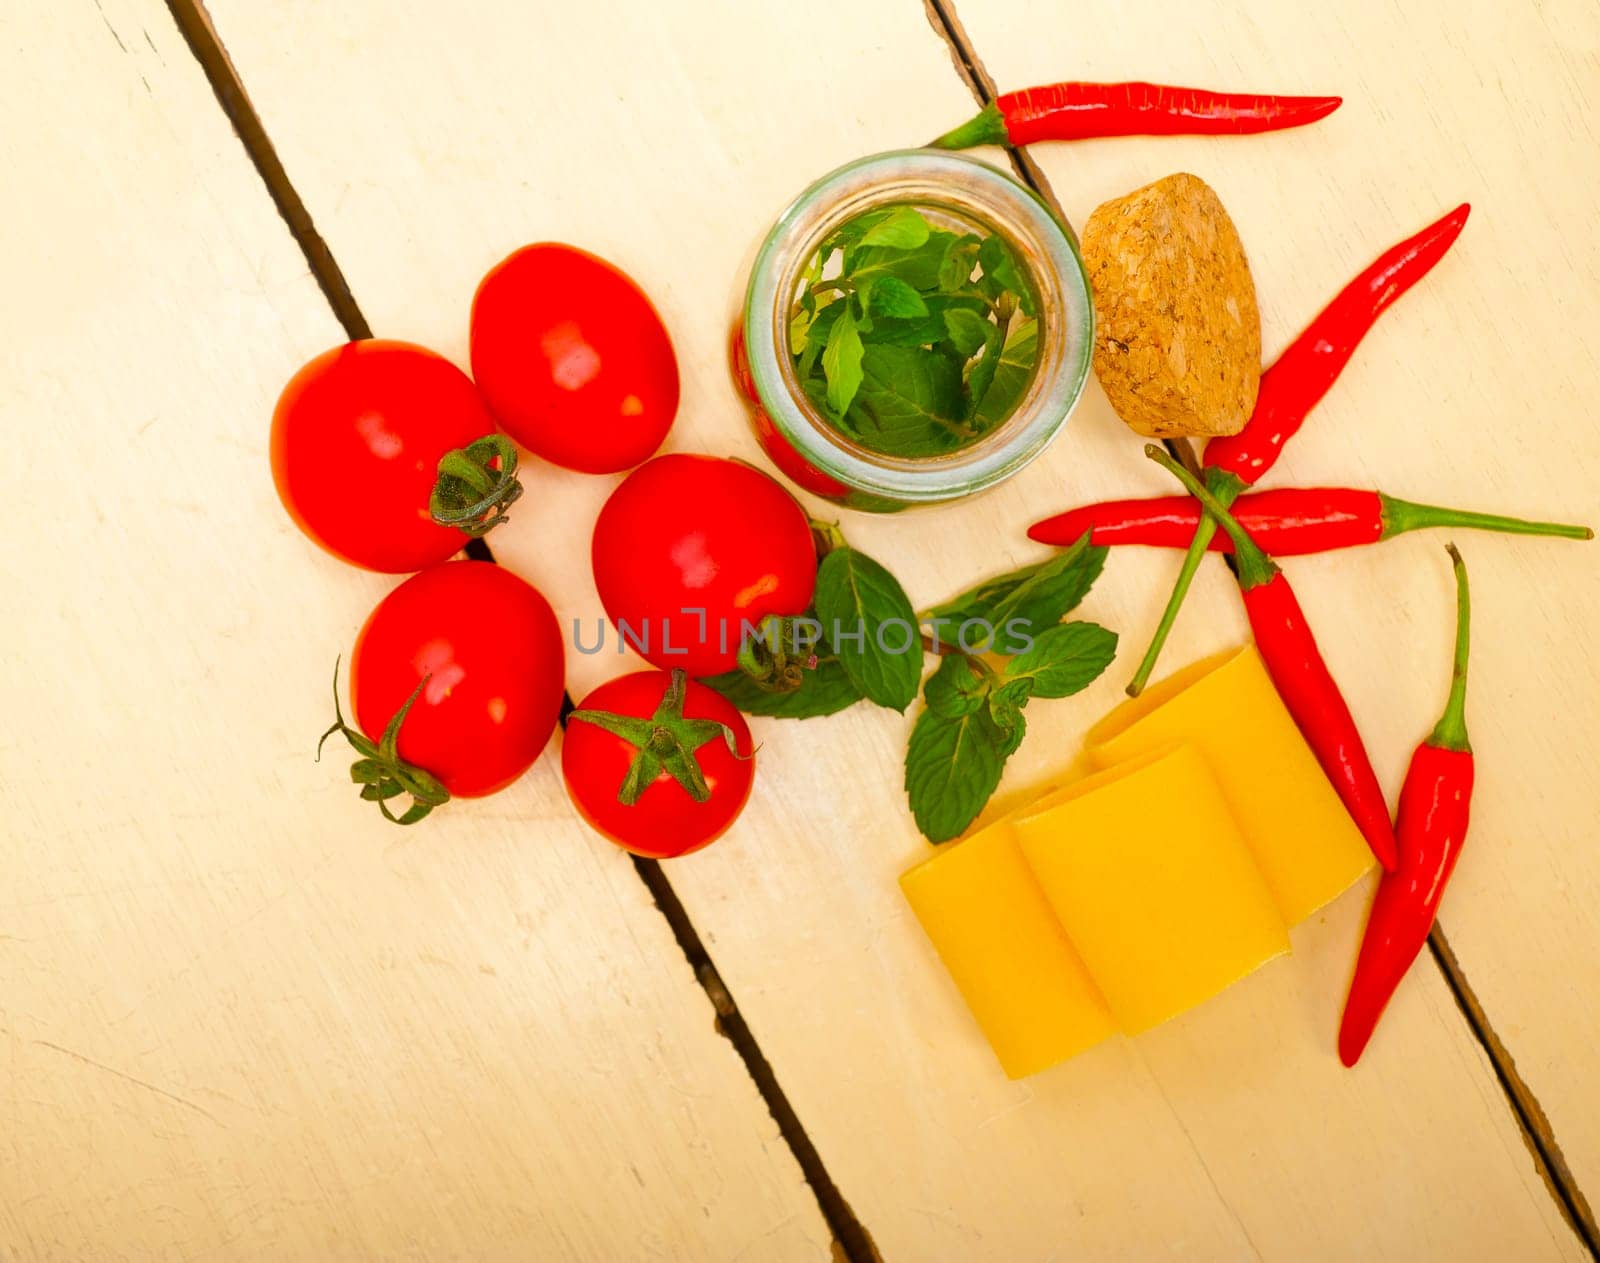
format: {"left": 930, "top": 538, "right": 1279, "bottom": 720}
{"left": 930, "top": 81, "right": 1341, "bottom": 149}
{"left": 1125, "top": 203, "right": 1471, "bottom": 696}
{"left": 1029, "top": 487, "right": 1592, "bottom": 552}
{"left": 1340, "top": 546, "right": 1474, "bottom": 1066}
{"left": 1147, "top": 447, "right": 1398, "bottom": 872}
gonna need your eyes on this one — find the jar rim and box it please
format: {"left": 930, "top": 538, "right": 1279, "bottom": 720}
{"left": 742, "top": 149, "right": 1093, "bottom": 504}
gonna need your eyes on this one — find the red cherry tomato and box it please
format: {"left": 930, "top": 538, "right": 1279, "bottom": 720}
{"left": 728, "top": 323, "right": 761, "bottom": 404}
{"left": 563, "top": 670, "right": 755, "bottom": 858}
{"left": 591, "top": 454, "right": 817, "bottom": 676}
{"left": 729, "top": 322, "right": 853, "bottom": 501}
{"left": 750, "top": 403, "right": 855, "bottom": 502}
{"left": 271, "top": 340, "right": 496, "bottom": 573}
{"left": 350, "top": 561, "right": 565, "bottom": 798}
{"left": 470, "top": 244, "right": 679, "bottom": 473}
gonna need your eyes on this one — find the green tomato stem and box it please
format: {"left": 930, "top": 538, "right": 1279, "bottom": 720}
{"left": 317, "top": 657, "right": 449, "bottom": 826}
{"left": 569, "top": 669, "right": 739, "bottom": 807}
{"left": 430, "top": 435, "right": 523, "bottom": 537}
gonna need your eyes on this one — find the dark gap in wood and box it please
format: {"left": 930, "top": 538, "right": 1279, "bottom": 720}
{"left": 920, "top": 0, "right": 1061, "bottom": 220}
{"left": 631, "top": 855, "right": 881, "bottom": 1263}
{"left": 164, "top": 0, "right": 369, "bottom": 339}
{"left": 924, "top": 0, "right": 1597, "bottom": 1243}
{"left": 164, "top": 5, "right": 880, "bottom": 1252}
{"left": 1429, "top": 926, "right": 1600, "bottom": 1255}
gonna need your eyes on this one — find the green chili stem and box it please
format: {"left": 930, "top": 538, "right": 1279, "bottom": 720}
{"left": 1381, "top": 493, "right": 1592, "bottom": 542}
{"left": 1428, "top": 544, "right": 1472, "bottom": 752}
{"left": 1144, "top": 446, "right": 1278, "bottom": 590}
{"left": 1124, "top": 469, "right": 1244, "bottom": 694}
{"left": 928, "top": 102, "right": 1009, "bottom": 150}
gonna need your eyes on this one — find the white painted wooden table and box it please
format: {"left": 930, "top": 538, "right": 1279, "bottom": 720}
{"left": 4, "top": 1, "right": 1597, "bottom": 1259}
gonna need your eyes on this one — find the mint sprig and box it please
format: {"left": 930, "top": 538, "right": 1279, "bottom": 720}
{"left": 792, "top": 206, "right": 1040, "bottom": 457}
{"left": 706, "top": 523, "right": 1116, "bottom": 843}
{"left": 904, "top": 616, "right": 1117, "bottom": 842}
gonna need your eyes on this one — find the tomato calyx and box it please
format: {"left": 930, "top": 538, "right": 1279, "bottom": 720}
{"left": 568, "top": 669, "right": 745, "bottom": 806}
{"left": 735, "top": 613, "right": 821, "bottom": 693}
{"left": 429, "top": 435, "right": 524, "bottom": 538}
{"left": 809, "top": 517, "right": 847, "bottom": 558}
{"left": 316, "top": 657, "right": 451, "bottom": 825}
{"left": 728, "top": 516, "right": 844, "bottom": 695}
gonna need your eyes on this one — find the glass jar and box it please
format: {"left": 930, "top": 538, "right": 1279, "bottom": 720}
{"left": 731, "top": 149, "right": 1093, "bottom": 512}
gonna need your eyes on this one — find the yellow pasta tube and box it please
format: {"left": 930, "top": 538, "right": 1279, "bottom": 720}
{"left": 900, "top": 813, "right": 1117, "bottom": 1078}
{"left": 1015, "top": 745, "right": 1290, "bottom": 1035}
{"left": 1086, "top": 645, "right": 1375, "bottom": 924}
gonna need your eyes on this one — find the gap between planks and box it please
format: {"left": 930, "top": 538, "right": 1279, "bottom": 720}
{"left": 160, "top": 1, "right": 879, "bottom": 1258}
{"left": 922, "top": 0, "right": 1600, "bottom": 1252}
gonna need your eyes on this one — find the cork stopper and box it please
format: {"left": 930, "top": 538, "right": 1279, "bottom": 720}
{"left": 1080, "top": 173, "right": 1261, "bottom": 439}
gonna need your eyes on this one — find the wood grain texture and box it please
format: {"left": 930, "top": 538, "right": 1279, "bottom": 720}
{"left": 953, "top": 0, "right": 1600, "bottom": 1221}
{"left": 0, "top": 3, "right": 827, "bottom": 1258}
{"left": 200, "top": 0, "right": 1593, "bottom": 1257}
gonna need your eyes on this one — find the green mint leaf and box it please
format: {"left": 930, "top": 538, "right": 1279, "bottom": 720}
{"left": 846, "top": 344, "right": 972, "bottom": 456}
{"left": 868, "top": 276, "right": 930, "bottom": 321}
{"left": 927, "top": 535, "right": 1108, "bottom": 652}
{"left": 823, "top": 209, "right": 889, "bottom": 260}
{"left": 941, "top": 307, "right": 991, "bottom": 359}
{"left": 991, "top": 537, "right": 1108, "bottom": 634}
{"left": 858, "top": 294, "right": 987, "bottom": 349}
{"left": 797, "top": 297, "right": 842, "bottom": 378}
{"left": 821, "top": 303, "right": 865, "bottom": 417}
{"left": 1003, "top": 622, "right": 1119, "bottom": 699}
{"left": 798, "top": 373, "right": 841, "bottom": 431}
{"left": 963, "top": 314, "right": 1006, "bottom": 418}
{"left": 923, "top": 653, "right": 990, "bottom": 718}
{"left": 992, "top": 676, "right": 1034, "bottom": 709}
{"left": 851, "top": 231, "right": 964, "bottom": 292}
{"left": 703, "top": 657, "right": 863, "bottom": 719}
{"left": 986, "top": 690, "right": 1028, "bottom": 756}
{"left": 789, "top": 307, "right": 814, "bottom": 356}
{"left": 938, "top": 234, "right": 983, "bottom": 291}
{"left": 859, "top": 206, "right": 931, "bottom": 249}
{"left": 978, "top": 235, "right": 1036, "bottom": 315}
{"left": 813, "top": 546, "right": 923, "bottom": 712}
{"left": 904, "top": 704, "right": 1009, "bottom": 843}
{"left": 971, "top": 315, "right": 1038, "bottom": 431}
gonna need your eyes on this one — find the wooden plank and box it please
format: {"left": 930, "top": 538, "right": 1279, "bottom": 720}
{"left": 0, "top": 3, "right": 829, "bottom": 1258}
{"left": 199, "top": 0, "right": 1590, "bottom": 1256}
{"left": 950, "top": 0, "right": 1600, "bottom": 1230}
